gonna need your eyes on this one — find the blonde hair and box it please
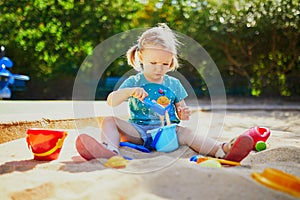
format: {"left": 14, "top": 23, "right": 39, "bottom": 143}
{"left": 126, "top": 23, "right": 180, "bottom": 71}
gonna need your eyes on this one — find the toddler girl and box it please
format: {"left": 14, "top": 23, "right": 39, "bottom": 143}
{"left": 76, "top": 23, "right": 253, "bottom": 162}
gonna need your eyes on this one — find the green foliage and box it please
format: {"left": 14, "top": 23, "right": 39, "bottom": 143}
{"left": 0, "top": 0, "right": 299, "bottom": 99}
{"left": 186, "top": 0, "right": 300, "bottom": 97}
{"left": 0, "top": 0, "right": 141, "bottom": 98}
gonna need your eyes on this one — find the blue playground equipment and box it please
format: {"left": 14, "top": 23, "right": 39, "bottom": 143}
{"left": 0, "top": 46, "right": 30, "bottom": 99}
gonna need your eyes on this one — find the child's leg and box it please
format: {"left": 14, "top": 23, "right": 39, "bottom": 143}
{"left": 176, "top": 126, "right": 253, "bottom": 161}
{"left": 76, "top": 116, "right": 144, "bottom": 160}
{"left": 176, "top": 126, "right": 220, "bottom": 157}
{"left": 76, "top": 134, "right": 117, "bottom": 160}
{"left": 101, "top": 116, "right": 144, "bottom": 149}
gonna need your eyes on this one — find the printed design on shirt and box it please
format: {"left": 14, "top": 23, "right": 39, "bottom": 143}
{"left": 156, "top": 96, "right": 170, "bottom": 107}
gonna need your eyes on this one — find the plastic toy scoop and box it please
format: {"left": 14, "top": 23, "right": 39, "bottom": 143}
{"left": 190, "top": 155, "right": 240, "bottom": 166}
{"left": 252, "top": 168, "right": 300, "bottom": 198}
{"left": 197, "top": 157, "right": 240, "bottom": 166}
{"left": 119, "top": 142, "right": 151, "bottom": 153}
{"left": 143, "top": 98, "right": 171, "bottom": 115}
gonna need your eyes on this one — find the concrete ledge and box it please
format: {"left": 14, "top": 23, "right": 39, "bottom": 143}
{"left": 0, "top": 101, "right": 129, "bottom": 123}
{"left": 0, "top": 117, "right": 105, "bottom": 144}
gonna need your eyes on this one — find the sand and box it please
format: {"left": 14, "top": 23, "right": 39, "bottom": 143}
{"left": 0, "top": 101, "right": 300, "bottom": 200}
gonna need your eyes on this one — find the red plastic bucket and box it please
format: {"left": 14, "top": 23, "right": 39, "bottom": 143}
{"left": 26, "top": 129, "right": 68, "bottom": 161}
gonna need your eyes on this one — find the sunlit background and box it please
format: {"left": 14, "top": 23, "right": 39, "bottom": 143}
{"left": 0, "top": 0, "right": 299, "bottom": 100}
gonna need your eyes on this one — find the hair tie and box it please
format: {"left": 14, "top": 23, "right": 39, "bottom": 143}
{"left": 137, "top": 42, "right": 141, "bottom": 51}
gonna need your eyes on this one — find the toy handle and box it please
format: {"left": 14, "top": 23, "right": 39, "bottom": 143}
{"left": 151, "top": 128, "right": 163, "bottom": 150}
{"left": 0, "top": 57, "right": 13, "bottom": 68}
{"left": 119, "top": 142, "right": 151, "bottom": 153}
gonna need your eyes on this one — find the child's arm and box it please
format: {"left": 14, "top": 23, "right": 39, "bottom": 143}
{"left": 107, "top": 87, "right": 148, "bottom": 107}
{"left": 175, "top": 100, "right": 191, "bottom": 120}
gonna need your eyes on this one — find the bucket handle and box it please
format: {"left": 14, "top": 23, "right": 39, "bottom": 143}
{"left": 151, "top": 128, "right": 163, "bottom": 150}
{"left": 27, "top": 132, "right": 68, "bottom": 157}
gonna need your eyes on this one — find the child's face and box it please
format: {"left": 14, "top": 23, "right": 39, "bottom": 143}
{"left": 138, "top": 48, "right": 173, "bottom": 83}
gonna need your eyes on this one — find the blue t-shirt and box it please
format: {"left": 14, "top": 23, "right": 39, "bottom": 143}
{"left": 118, "top": 73, "right": 188, "bottom": 125}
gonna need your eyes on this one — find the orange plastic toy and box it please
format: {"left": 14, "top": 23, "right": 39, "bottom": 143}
{"left": 197, "top": 157, "right": 240, "bottom": 166}
{"left": 26, "top": 129, "right": 68, "bottom": 161}
{"left": 252, "top": 168, "right": 300, "bottom": 198}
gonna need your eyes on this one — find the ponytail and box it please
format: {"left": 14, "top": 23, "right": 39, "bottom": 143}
{"left": 126, "top": 44, "right": 139, "bottom": 68}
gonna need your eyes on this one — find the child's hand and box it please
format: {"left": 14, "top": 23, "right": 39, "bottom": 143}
{"left": 131, "top": 87, "right": 148, "bottom": 100}
{"left": 177, "top": 106, "right": 191, "bottom": 120}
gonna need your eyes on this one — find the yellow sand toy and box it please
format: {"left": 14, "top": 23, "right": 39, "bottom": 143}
{"left": 104, "top": 156, "right": 129, "bottom": 169}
